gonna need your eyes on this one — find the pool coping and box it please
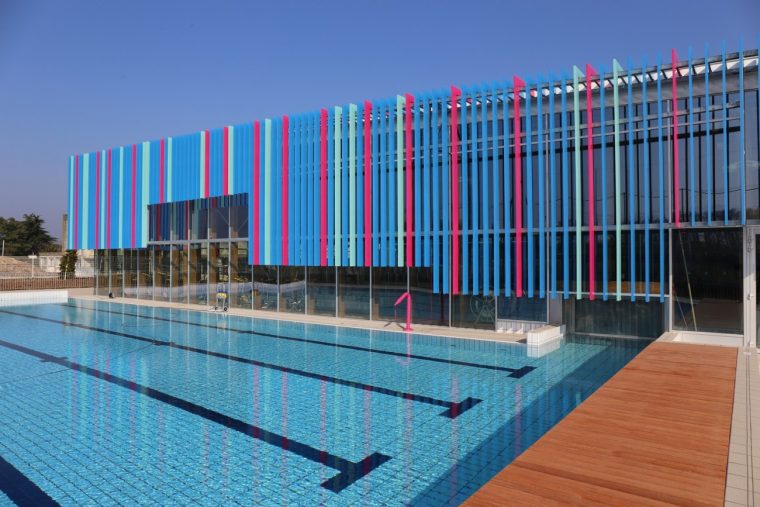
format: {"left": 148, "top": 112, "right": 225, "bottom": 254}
{"left": 68, "top": 289, "right": 527, "bottom": 345}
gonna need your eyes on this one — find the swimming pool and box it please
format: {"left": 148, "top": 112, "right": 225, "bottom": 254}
{"left": 0, "top": 300, "right": 649, "bottom": 506}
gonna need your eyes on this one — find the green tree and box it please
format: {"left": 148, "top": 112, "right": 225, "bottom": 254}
{"left": 59, "top": 250, "right": 77, "bottom": 278}
{"left": 0, "top": 214, "right": 56, "bottom": 255}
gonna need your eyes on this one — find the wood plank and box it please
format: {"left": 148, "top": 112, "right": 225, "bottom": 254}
{"left": 464, "top": 342, "right": 737, "bottom": 507}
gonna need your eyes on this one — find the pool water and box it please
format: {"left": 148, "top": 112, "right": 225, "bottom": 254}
{"left": 0, "top": 300, "right": 649, "bottom": 506}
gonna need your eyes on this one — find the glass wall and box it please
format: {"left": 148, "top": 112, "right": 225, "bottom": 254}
{"left": 372, "top": 268, "right": 407, "bottom": 321}
{"left": 109, "top": 250, "right": 123, "bottom": 297}
{"left": 208, "top": 198, "right": 229, "bottom": 240}
{"left": 451, "top": 295, "right": 496, "bottom": 330}
{"left": 253, "top": 266, "right": 278, "bottom": 311}
{"left": 569, "top": 298, "right": 664, "bottom": 339}
{"left": 229, "top": 194, "right": 248, "bottom": 238}
{"left": 230, "top": 241, "right": 252, "bottom": 309}
{"left": 154, "top": 245, "right": 171, "bottom": 302}
{"left": 279, "top": 267, "right": 306, "bottom": 314}
{"left": 171, "top": 244, "right": 187, "bottom": 303}
{"left": 190, "top": 201, "right": 208, "bottom": 241}
{"left": 137, "top": 249, "right": 153, "bottom": 299}
{"left": 209, "top": 242, "right": 230, "bottom": 304}
{"left": 409, "top": 267, "right": 448, "bottom": 326}
{"left": 189, "top": 243, "right": 208, "bottom": 305}
{"left": 497, "top": 296, "right": 546, "bottom": 322}
{"left": 307, "top": 267, "right": 335, "bottom": 316}
{"left": 95, "top": 250, "right": 109, "bottom": 296}
{"left": 123, "top": 249, "right": 138, "bottom": 298}
{"left": 338, "top": 267, "right": 370, "bottom": 319}
{"left": 672, "top": 228, "right": 743, "bottom": 334}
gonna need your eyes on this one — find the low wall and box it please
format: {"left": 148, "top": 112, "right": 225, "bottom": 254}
{"left": 0, "top": 290, "right": 69, "bottom": 306}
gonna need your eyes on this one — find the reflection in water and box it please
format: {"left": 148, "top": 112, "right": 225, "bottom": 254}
{"left": 0, "top": 303, "right": 648, "bottom": 505}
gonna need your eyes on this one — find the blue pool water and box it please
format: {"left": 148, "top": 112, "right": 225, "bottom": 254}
{"left": 0, "top": 300, "right": 649, "bottom": 506}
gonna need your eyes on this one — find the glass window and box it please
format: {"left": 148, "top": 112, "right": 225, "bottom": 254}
{"left": 409, "top": 267, "right": 448, "bottom": 326}
{"left": 208, "top": 198, "right": 230, "bottom": 239}
{"left": 137, "top": 249, "right": 153, "bottom": 300}
{"left": 171, "top": 244, "right": 187, "bottom": 303}
{"left": 109, "top": 250, "right": 123, "bottom": 298}
{"left": 497, "top": 295, "right": 546, "bottom": 322}
{"left": 172, "top": 202, "right": 188, "bottom": 241}
{"left": 209, "top": 242, "right": 230, "bottom": 305}
{"left": 229, "top": 194, "right": 248, "bottom": 238}
{"left": 123, "top": 249, "right": 138, "bottom": 298}
{"left": 95, "top": 250, "right": 109, "bottom": 296}
{"left": 280, "top": 266, "right": 306, "bottom": 314}
{"left": 190, "top": 201, "right": 208, "bottom": 240}
{"left": 154, "top": 245, "right": 171, "bottom": 302}
{"left": 569, "top": 298, "right": 663, "bottom": 338}
{"left": 253, "top": 266, "right": 278, "bottom": 311}
{"left": 372, "top": 267, "right": 407, "bottom": 321}
{"left": 338, "top": 267, "right": 370, "bottom": 319}
{"left": 451, "top": 294, "right": 495, "bottom": 330}
{"left": 672, "top": 228, "right": 743, "bottom": 334}
{"left": 307, "top": 267, "right": 335, "bottom": 316}
{"left": 189, "top": 243, "right": 208, "bottom": 306}
{"left": 230, "top": 241, "right": 252, "bottom": 309}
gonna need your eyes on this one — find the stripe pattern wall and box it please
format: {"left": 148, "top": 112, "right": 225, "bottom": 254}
{"left": 68, "top": 42, "right": 758, "bottom": 299}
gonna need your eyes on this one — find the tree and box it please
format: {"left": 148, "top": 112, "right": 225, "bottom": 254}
{"left": 59, "top": 250, "right": 77, "bottom": 279}
{"left": 0, "top": 214, "right": 56, "bottom": 255}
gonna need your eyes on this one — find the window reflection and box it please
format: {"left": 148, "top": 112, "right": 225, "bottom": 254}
{"left": 338, "top": 267, "right": 370, "bottom": 319}
{"left": 672, "top": 228, "right": 742, "bottom": 334}
{"left": 372, "top": 268, "right": 407, "bottom": 321}
{"left": 189, "top": 243, "right": 208, "bottom": 306}
{"left": 280, "top": 266, "right": 306, "bottom": 314}
{"left": 138, "top": 248, "right": 153, "bottom": 299}
{"left": 253, "top": 266, "right": 278, "bottom": 311}
{"left": 154, "top": 245, "right": 171, "bottom": 302}
{"left": 307, "top": 267, "right": 335, "bottom": 316}
{"left": 209, "top": 242, "right": 230, "bottom": 305}
{"left": 230, "top": 242, "right": 252, "bottom": 309}
{"left": 171, "top": 244, "right": 187, "bottom": 303}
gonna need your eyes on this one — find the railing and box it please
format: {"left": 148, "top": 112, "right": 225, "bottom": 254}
{"left": 0, "top": 277, "right": 94, "bottom": 291}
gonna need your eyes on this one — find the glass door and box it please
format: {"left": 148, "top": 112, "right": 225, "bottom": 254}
{"left": 745, "top": 227, "right": 760, "bottom": 348}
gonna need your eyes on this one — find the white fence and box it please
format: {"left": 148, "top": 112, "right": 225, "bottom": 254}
{"left": 0, "top": 290, "right": 69, "bottom": 307}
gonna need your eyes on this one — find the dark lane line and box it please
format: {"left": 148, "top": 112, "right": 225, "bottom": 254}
{"left": 0, "top": 309, "right": 481, "bottom": 418}
{"left": 0, "top": 338, "right": 389, "bottom": 493}
{"left": 0, "top": 454, "right": 60, "bottom": 506}
{"left": 64, "top": 302, "right": 536, "bottom": 378}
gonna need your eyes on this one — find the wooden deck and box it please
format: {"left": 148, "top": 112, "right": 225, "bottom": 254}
{"left": 464, "top": 342, "right": 737, "bottom": 506}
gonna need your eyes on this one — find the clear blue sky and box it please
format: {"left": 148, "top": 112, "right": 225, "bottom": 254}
{"left": 0, "top": 0, "right": 757, "bottom": 241}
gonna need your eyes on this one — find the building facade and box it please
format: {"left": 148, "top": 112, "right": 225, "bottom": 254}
{"left": 68, "top": 41, "right": 760, "bottom": 343}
